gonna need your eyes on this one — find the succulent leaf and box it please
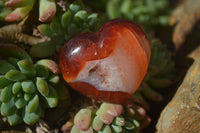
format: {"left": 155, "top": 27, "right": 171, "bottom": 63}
{"left": 96, "top": 108, "right": 114, "bottom": 125}
{"left": 35, "top": 64, "right": 49, "bottom": 79}
{"left": 0, "top": 75, "right": 12, "bottom": 89}
{"left": 124, "top": 120, "right": 136, "bottom": 130}
{"left": 100, "top": 103, "right": 123, "bottom": 117}
{"left": 111, "top": 124, "right": 122, "bottom": 132}
{"left": 0, "top": 44, "right": 32, "bottom": 63}
{"left": 88, "top": 13, "right": 99, "bottom": 31}
{"left": 23, "top": 105, "right": 42, "bottom": 125}
{"left": 12, "top": 82, "right": 22, "bottom": 94}
{"left": 0, "top": 60, "right": 16, "bottom": 74}
{"left": 73, "top": 10, "right": 88, "bottom": 23}
{"left": 61, "top": 11, "right": 72, "bottom": 29}
{"left": 44, "top": 86, "right": 58, "bottom": 108}
{"left": 36, "top": 59, "right": 60, "bottom": 74}
{"left": 21, "top": 80, "right": 36, "bottom": 93}
{"left": 30, "top": 41, "right": 56, "bottom": 58}
{"left": 92, "top": 116, "right": 104, "bottom": 131}
{"left": 36, "top": 77, "right": 49, "bottom": 96}
{"left": 50, "top": 17, "right": 64, "bottom": 36}
{"left": 0, "top": 84, "right": 12, "bottom": 103}
{"left": 101, "top": 125, "right": 112, "bottom": 133}
{"left": 67, "top": 23, "right": 79, "bottom": 36}
{"left": 96, "top": 103, "right": 123, "bottom": 125}
{"left": 8, "top": 57, "right": 20, "bottom": 68}
{"left": 17, "top": 59, "right": 36, "bottom": 78}
{"left": 15, "top": 97, "right": 27, "bottom": 109}
{"left": 48, "top": 74, "right": 60, "bottom": 84}
{"left": 1, "top": 97, "right": 16, "bottom": 116}
{"left": 39, "top": 0, "right": 56, "bottom": 22}
{"left": 112, "top": 116, "right": 125, "bottom": 126}
{"left": 5, "top": 0, "right": 34, "bottom": 22}
{"left": 24, "top": 93, "right": 32, "bottom": 101}
{"left": 69, "top": 1, "right": 83, "bottom": 13}
{"left": 71, "top": 126, "right": 81, "bottom": 133}
{"left": 27, "top": 94, "right": 39, "bottom": 113}
{"left": 7, "top": 110, "right": 22, "bottom": 126}
{"left": 38, "top": 24, "right": 54, "bottom": 38}
{"left": 74, "top": 108, "right": 93, "bottom": 131}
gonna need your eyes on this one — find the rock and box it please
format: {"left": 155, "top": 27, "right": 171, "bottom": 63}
{"left": 156, "top": 56, "right": 200, "bottom": 133}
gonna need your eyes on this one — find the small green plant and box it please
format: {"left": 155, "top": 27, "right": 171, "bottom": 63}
{"left": 69, "top": 102, "right": 150, "bottom": 133}
{"left": 31, "top": 0, "right": 100, "bottom": 58}
{"left": 106, "top": 0, "right": 170, "bottom": 31}
{"left": 146, "top": 38, "right": 174, "bottom": 89}
{"left": 0, "top": 44, "right": 69, "bottom": 125}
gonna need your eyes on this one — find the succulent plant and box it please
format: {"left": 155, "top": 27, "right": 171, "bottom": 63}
{"left": 106, "top": 0, "right": 170, "bottom": 31}
{"left": 0, "top": 44, "right": 69, "bottom": 126}
{"left": 146, "top": 38, "right": 174, "bottom": 89}
{"left": 64, "top": 102, "right": 150, "bottom": 133}
{"left": 3, "top": 0, "right": 56, "bottom": 22}
{"left": 31, "top": 0, "right": 100, "bottom": 58}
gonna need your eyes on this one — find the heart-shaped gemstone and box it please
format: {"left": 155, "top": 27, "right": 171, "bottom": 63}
{"left": 60, "top": 19, "right": 151, "bottom": 104}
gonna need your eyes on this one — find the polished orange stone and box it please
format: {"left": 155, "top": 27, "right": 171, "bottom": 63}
{"left": 59, "top": 19, "right": 151, "bottom": 104}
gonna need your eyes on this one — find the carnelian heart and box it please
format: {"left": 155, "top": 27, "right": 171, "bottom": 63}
{"left": 60, "top": 19, "right": 151, "bottom": 104}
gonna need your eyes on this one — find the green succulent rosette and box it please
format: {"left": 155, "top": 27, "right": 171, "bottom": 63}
{"left": 106, "top": 0, "right": 170, "bottom": 31}
{"left": 147, "top": 38, "right": 174, "bottom": 88}
{"left": 0, "top": 44, "right": 68, "bottom": 126}
{"left": 31, "top": 0, "right": 100, "bottom": 58}
{"left": 65, "top": 102, "right": 150, "bottom": 133}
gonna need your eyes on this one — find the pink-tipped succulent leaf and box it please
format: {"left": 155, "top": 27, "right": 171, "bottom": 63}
{"left": 39, "top": 0, "right": 56, "bottom": 22}
{"left": 96, "top": 103, "right": 124, "bottom": 124}
{"left": 5, "top": 0, "right": 34, "bottom": 22}
{"left": 36, "top": 59, "right": 60, "bottom": 74}
{"left": 74, "top": 109, "right": 92, "bottom": 131}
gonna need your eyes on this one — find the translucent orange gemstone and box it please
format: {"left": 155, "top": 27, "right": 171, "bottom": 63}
{"left": 59, "top": 19, "right": 151, "bottom": 104}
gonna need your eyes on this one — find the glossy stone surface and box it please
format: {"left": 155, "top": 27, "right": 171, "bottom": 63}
{"left": 60, "top": 19, "right": 151, "bottom": 104}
